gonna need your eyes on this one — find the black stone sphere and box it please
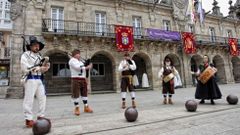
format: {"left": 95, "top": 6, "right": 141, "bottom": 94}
{"left": 226, "top": 94, "right": 238, "bottom": 105}
{"left": 32, "top": 118, "right": 51, "bottom": 135}
{"left": 124, "top": 107, "right": 138, "bottom": 122}
{"left": 185, "top": 100, "right": 198, "bottom": 112}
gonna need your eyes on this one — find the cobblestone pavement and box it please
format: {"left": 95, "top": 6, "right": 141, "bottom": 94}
{"left": 0, "top": 84, "right": 240, "bottom": 135}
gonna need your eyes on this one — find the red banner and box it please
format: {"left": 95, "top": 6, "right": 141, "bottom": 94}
{"left": 228, "top": 38, "right": 239, "bottom": 56}
{"left": 115, "top": 25, "right": 134, "bottom": 52}
{"left": 181, "top": 32, "right": 197, "bottom": 54}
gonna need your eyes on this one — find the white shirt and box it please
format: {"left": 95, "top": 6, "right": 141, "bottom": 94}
{"left": 158, "top": 65, "right": 178, "bottom": 78}
{"left": 20, "top": 51, "right": 43, "bottom": 75}
{"left": 118, "top": 59, "right": 136, "bottom": 72}
{"left": 68, "top": 57, "right": 86, "bottom": 78}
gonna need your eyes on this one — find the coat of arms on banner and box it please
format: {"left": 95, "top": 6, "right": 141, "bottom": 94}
{"left": 115, "top": 25, "right": 134, "bottom": 51}
{"left": 228, "top": 38, "right": 239, "bottom": 56}
{"left": 181, "top": 32, "right": 197, "bottom": 54}
{"left": 122, "top": 32, "right": 129, "bottom": 45}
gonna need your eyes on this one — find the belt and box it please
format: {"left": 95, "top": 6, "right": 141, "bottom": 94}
{"left": 27, "top": 75, "right": 42, "bottom": 80}
{"left": 71, "top": 77, "right": 86, "bottom": 81}
{"left": 122, "top": 75, "right": 133, "bottom": 85}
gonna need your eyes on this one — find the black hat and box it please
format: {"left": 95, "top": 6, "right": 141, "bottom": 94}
{"left": 26, "top": 36, "right": 45, "bottom": 51}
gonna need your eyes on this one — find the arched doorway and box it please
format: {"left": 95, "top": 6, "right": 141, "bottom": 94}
{"left": 213, "top": 55, "right": 227, "bottom": 84}
{"left": 45, "top": 52, "right": 71, "bottom": 94}
{"left": 190, "top": 55, "right": 203, "bottom": 86}
{"left": 90, "top": 53, "right": 115, "bottom": 92}
{"left": 231, "top": 57, "right": 240, "bottom": 83}
{"left": 132, "top": 53, "right": 152, "bottom": 90}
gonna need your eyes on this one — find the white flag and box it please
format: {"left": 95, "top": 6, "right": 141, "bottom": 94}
{"left": 197, "top": 0, "right": 204, "bottom": 25}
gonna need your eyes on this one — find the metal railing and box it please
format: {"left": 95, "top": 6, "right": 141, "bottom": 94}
{"left": 42, "top": 19, "right": 239, "bottom": 46}
{"left": 0, "top": 47, "right": 10, "bottom": 59}
{"left": 42, "top": 19, "right": 115, "bottom": 37}
{"left": 195, "top": 34, "right": 229, "bottom": 46}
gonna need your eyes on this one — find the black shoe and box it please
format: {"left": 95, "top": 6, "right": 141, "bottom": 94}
{"left": 211, "top": 99, "right": 215, "bottom": 105}
{"left": 199, "top": 99, "right": 205, "bottom": 104}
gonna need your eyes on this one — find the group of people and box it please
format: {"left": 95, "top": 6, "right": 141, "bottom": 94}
{"left": 20, "top": 36, "right": 222, "bottom": 128}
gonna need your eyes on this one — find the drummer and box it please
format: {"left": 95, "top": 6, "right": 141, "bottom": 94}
{"left": 158, "top": 56, "right": 178, "bottom": 104}
{"left": 192, "top": 55, "right": 222, "bottom": 104}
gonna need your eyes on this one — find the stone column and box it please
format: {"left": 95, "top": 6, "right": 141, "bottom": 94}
{"left": 181, "top": 52, "right": 192, "bottom": 87}
{"left": 225, "top": 55, "right": 235, "bottom": 83}
{"left": 7, "top": 0, "right": 45, "bottom": 98}
{"left": 6, "top": 0, "right": 25, "bottom": 98}
{"left": 151, "top": 51, "right": 161, "bottom": 91}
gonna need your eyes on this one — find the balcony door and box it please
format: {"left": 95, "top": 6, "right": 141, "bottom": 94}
{"left": 95, "top": 12, "right": 106, "bottom": 35}
{"left": 0, "top": 0, "right": 11, "bottom": 29}
{"left": 51, "top": 7, "right": 64, "bottom": 32}
{"left": 132, "top": 16, "right": 142, "bottom": 38}
{"left": 209, "top": 27, "right": 216, "bottom": 42}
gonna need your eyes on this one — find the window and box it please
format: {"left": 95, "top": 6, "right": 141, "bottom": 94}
{"left": 52, "top": 63, "right": 70, "bottom": 77}
{"left": 95, "top": 12, "right": 106, "bottom": 35}
{"left": 209, "top": 27, "right": 216, "bottom": 42}
{"left": 163, "top": 20, "right": 171, "bottom": 31}
{"left": 0, "top": 0, "right": 11, "bottom": 25}
{"left": 91, "top": 63, "right": 105, "bottom": 77}
{"left": 227, "top": 30, "right": 232, "bottom": 38}
{"left": 132, "top": 16, "right": 142, "bottom": 38}
{"left": 188, "top": 24, "right": 195, "bottom": 33}
{"left": 0, "top": 65, "right": 9, "bottom": 86}
{"left": 51, "top": 7, "right": 64, "bottom": 32}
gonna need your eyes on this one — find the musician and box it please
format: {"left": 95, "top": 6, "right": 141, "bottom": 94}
{"left": 68, "top": 49, "right": 93, "bottom": 116}
{"left": 192, "top": 55, "right": 222, "bottom": 104}
{"left": 118, "top": 53, "right": 137, "bottom": 109}
{"left": 20, "top": 36, "right": 50, "bottom": 128}
{"left": 158, "top": 56, "right": 178, "bottom": 104}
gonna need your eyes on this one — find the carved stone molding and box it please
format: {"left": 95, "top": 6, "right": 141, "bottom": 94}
{"left": 173, "top": 0, "right": 187, "bottom": 9}
{"left": 52, "top": 36, "right": 58, "bottom": 47}
{"left": 115, "top": 0, "right": 124, "bottom": 23}
{"left": 149, "top": 11, "right": 156, "bottom": 26}
{"left": 10, "top": 1, "right": 23, "bottom": 20}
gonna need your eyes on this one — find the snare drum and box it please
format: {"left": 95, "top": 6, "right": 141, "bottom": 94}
{"left": 198, "top": 66, "right": 217, "bottom": 84}
{"left": 163, "top": 73, "right": 175, "bottom": 83}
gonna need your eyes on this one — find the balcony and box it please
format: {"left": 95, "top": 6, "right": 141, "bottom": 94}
{"left": 42, "top": 19, "right": 239, "bottom": 47}
{"left": 42, "top": 19, "right": 115, "bottom": 37}
{"left": 0, "top": 47, "right": 10, "bottom": 59}
{"left": 0, "top": 19, "right": 12, "bottom": 31}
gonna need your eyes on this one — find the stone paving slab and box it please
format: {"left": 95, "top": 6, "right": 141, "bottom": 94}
{"left": 0, "top": 84, "right": 240, "bottom": 135}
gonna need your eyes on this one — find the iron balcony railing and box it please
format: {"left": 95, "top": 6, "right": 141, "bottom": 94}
{"left": 42, "top": 19, "right": 239, "bottom": 46}
{"left": 42, "top": 19, "right": 145, "bottom": 38}
{"left": 0, "top": 47, "right": 10, "bottom": 59}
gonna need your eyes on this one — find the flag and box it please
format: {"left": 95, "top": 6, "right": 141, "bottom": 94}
{"left": 115, "top": 25, "right": 134, "bottom": 52}
{"left": 182, "top": 32, "right": 197, "bottom": 54}
{"left": 228, "top": 38, "right": 239, "bottom": 56}
{"left": 186, "top": 0, "right": 196, "bottom": 24}
{"left": 197, "top": 0, "right": 204, "bottom": 25}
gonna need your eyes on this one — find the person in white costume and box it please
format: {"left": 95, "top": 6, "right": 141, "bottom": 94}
{"left": 142, "top": 73, "right": 150, "bottom": 88}
{"left": 118, "top": 53, "right": 137, "bottom": 109}
{"left": 68, "top": 49, "right": 93, "bottom": 116}
{"left": 132, "top": 74, "right": 139, "bottom": 87}
{"left": 173, "top": 70, "right": 182, "bottom": 89}
{"left": 20, "top": 36, "right": 50, "bottom": 128}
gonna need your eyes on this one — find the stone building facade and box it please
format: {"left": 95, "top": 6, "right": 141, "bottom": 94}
{"left": 5, "top": 0, "right": 240, "bottom": 98}
{"left": 0, "top": 0, "right": 11, "bottom": 95}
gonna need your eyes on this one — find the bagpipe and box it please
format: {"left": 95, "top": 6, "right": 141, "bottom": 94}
{"left": 28, "top": 57, "right": 49, "bottom": 72}
{"left": 21, "top": 57, "right": 49, "bottom": 83}
{"left": 65, "top": 51, "right": 92, "bottom": 78}
{"left": 126, "top": 59, "right": 135, "bottom": 75}
{"left": 82, "top": 58, "right": 91, "bottom": 78}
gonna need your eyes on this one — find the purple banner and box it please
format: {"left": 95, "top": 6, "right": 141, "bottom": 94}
{"left": 146, "top": 28, "right": 181, "bottom": 41}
